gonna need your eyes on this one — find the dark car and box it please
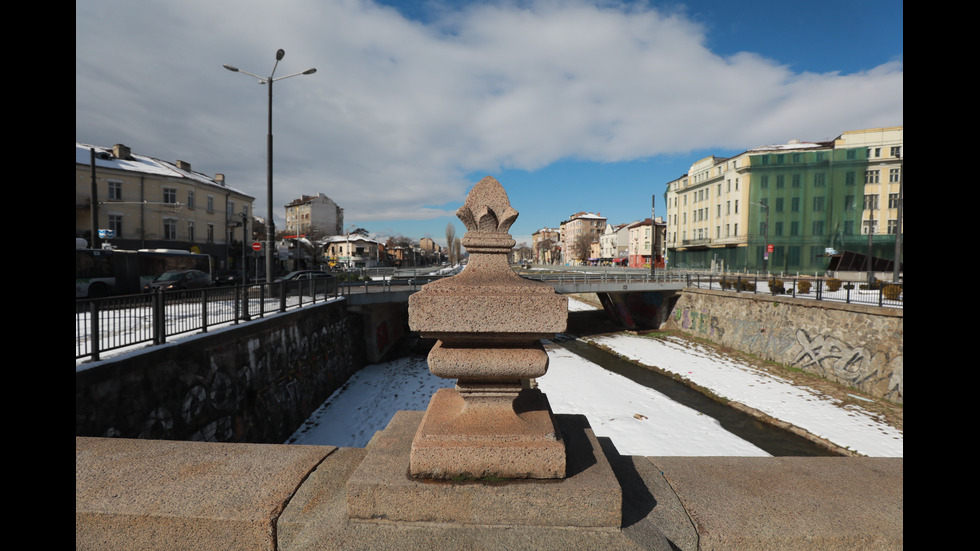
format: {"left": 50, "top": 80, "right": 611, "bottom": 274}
{"left": 144, "top": 269, "right": 213, "bottom": 293}
{"left": 212, "top": 269, "right": 244, "bottom": 286}
{"left": 275, "top": 270, "right": 338, "bottom": 296}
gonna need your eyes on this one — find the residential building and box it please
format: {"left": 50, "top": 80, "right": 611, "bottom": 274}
{"left": 664, "top": 127, "right": 903, "bottom": 273}
{"left": 599, "top": 222, "right": 631, "bottom": 265}
{"left": 324, "top": 235, "right": 382, "bottom": 269}
{"left": 284, "top": 193, "right": 344, "bottom": 238}
{"left": 627, "top": 219, "right": 653, "bottom": 268}
{"left": 75, "top": 143, "right": 255, "bottom": 269}
{"left": 559, "top": 212, "right": 606, "bottom": 265}
{"left": 531, "top": 227, "right": 560, "bottom": 264}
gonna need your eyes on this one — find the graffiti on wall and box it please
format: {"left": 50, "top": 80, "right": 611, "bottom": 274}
{"left": 791, "top": 329, "right": 866, "bottom": 378}
{"left": 673, "top": 306, "right": 724, "bottom": 339}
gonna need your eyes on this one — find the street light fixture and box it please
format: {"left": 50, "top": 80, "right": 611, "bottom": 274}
{"left": 750, "top": 200, "right": 770, "bottom": 274}
{"left": 223, "top": 49, "right": 316, "bottom": 283}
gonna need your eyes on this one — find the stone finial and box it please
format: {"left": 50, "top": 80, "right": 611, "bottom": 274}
{"left": 407, "top": 176, "right": 568, "bottom": 479}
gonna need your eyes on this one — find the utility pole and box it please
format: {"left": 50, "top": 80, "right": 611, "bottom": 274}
{"left": 892, "top": 156, "right": 903, "bottom": 282}
{"left": 90, "top": 148, "right": 100, "bottom": 249}
{"left": 650, "top": 195, "right": 656, "bottom": 277}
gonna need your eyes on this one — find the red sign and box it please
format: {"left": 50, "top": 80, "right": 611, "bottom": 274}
{"left": 766, "top": 244, "right": 774, "bottom": 253}
{"left": 251, "top": 242, "right": 263, "bottom": 251}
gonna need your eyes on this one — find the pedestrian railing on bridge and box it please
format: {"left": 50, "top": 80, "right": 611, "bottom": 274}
{"left": 75, "top": 278, "right": 436, "bottom": 362}
{"left": 76, "top": 269, "right": 901, "bottom": 363}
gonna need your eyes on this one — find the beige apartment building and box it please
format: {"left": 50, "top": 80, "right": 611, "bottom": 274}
{"left": 559, "top": 212, "right": 606, "bottom": 265}
{"left": 531, "top": 227, "right": 560, "bottom": 264}
{"left": 75, "top": 143, "right": 255, "bottom": 269}
{"left": 284, "top": 193, "right": 344, "bottom": 238}
{"left": 664, "top": 126, "right": 903, "bottom": 273}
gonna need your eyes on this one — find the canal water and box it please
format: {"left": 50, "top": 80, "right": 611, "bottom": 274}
{"left": 560, "top": 308, "right": 839, "bottom": 457}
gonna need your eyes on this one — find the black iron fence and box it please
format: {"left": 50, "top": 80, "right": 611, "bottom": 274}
{"left": 685, "top": 273, "right": 904, "bottom": 309}
{"left": 76, "top": 279, "right": 342, "bottom": 362}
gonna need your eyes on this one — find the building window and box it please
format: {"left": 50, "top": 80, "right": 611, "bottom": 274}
{"left": 813, "top": 196, "right": 825, "bottom": 211}
{"left": 207, "top": 195, "right": 214, "bottom": 213}
{"left": 187, "top": 190, "right": 195, "bottom": 209}
{"left": 207, "top": 224, "right": 215, "bottom": 243}
{"left": 790, "top": 221, "right": 799, "bottom": 236}
{"left": 109, "top": 214, "right": 122, "bottom": 235}
{"left": 888, "top": 193, "right": 900, "bottom": 209}
{"left": 862, "top": 220, "right": 879, "bottom": 235}
{"left": 164, "top": 218, "right": 177, "bottom": 240}
{"left": 844, "top": 220, "right": 854, "bottom": 235}
{"left": 775, "top": 198, "right": 784, "bottom": 212}
{"left": 792, "top": 174, "right": 801, "bottom": 188}
{"left": 846, "top": 149, "right": 857, "bottom": 160}
{"left": 760, "top": 175, "right": 769, "bottom": 188}
{"left": 845, "top": 172, "right": 855, "bottom": 186}
{"left": 890, "top": 146, "right": 901, "bottom": 157}
{"left": 791, "top": 197, "right": 800, "bottom": 212}
{"left": 776, "top": 175, "right": 785, "bottom": 188}
{"left": 108, "top": 181, "right": 122, "bottom": 201}
{"left": 813, "top": 220, "right": 824, "bottom": 234}
{"left": 865, "top": 170, "right": 880, "bottom": 184}
{"left": 864, "top": 194, "right": 879, "bottom": 210}
{"left": 774, "top": 221, "right": 783, "bottom": 236}
{"left": 188, "top": 221, "right": 195, "bottom": 242}
{"left": 887, "top": 219, "right": 899, "bottom": 234}
{"left": 164, "top": 188, "right": 177, "bottom": 204}
{"left": 889, "top": 168, "right": 901, "bottom": 183}
{"left": 734, "top": 200, "right": 739, "bottom": 214}
{"left": 814, "top": 173, "right": 826, "bottom": 187}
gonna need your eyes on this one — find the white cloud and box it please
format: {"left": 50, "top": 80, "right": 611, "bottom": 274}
{"left": 76, "top": 0, "right": 902, "bottom": 226}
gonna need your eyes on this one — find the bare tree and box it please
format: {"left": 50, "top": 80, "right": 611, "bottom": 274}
{"left": 445, "top": 223, "right": 457, "bottom": 265}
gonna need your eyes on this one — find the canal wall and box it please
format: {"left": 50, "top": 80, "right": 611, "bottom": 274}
{"left": 663, "top": 288, "right": 903, "bottom": 404}
{"left": 75, "top": 300, "right": 369, "bottom": 444}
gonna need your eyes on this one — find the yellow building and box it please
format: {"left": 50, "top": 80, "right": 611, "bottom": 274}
{"left": 664, "top": 127, "right": 903, "bottom": 273}
{"left": 76, "top": 143, "right": 255, "bottom": 269}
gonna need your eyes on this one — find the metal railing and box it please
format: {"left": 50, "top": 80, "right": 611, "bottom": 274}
{"left": 685, "top": 273, "right": 904, "bottom": 309}
{"left": 76, "top": 279, "right": 341, "bottom": 362}
{"left": 76, "top": 276, "right": 444, "bottom": 362}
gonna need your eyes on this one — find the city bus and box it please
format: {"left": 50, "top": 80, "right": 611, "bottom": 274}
{"left": 76, "top": 248, "right": 212, "bottom": 298}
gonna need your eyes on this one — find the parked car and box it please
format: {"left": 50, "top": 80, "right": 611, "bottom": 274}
{"left": 212, "top": 269, "right": 244, "bottom": 286}
{"left": 143, "top": 270, "right": 213, "bottom": 293}
{"left": 274, "top": 270, "right": 338, "bottom": 296}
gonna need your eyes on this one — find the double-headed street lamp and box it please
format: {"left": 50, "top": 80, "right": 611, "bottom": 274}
{"left": 750, "top": 200, "right": 770, "bottom": 274}
{"left": 223, "top": 49, "right": 316, "bottom": 283}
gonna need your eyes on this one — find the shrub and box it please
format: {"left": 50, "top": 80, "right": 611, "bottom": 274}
{"left": 720, "top": 277, "right": 733, "bottom": 290}
{"left": 768, "top": 278, "right": 785, "bottom": 295}
{"left": 883, "top": 284, "right": 902, "bottom": 301}
{"left": 738, "top": 278, "right": 754, "bottom": 291}
{"left": 826, "top": 278, "right": 842, "bottom": 292}
{"left": 797, "top": 280, "right": 811, "bottom": 294}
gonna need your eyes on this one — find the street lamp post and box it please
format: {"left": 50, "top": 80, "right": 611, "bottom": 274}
{"left": 223, "top": 49, "right": 316, "bottom": 283}
{"left": 750, "top": 201, "right": 770, "bottom": 274}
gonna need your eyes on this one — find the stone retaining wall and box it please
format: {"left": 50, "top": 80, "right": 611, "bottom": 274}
{"left": 663, "top": 288, "right": 903, "bottom": 404}
{"left": 75, "top": 300, "right": 365, "bottom": 443}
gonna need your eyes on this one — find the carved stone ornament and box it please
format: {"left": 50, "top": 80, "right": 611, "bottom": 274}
{"left": 408, "top": 176, "right": 568, "bottom": 479}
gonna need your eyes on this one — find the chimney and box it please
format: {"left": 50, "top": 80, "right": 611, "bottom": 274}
{"left": 176, "top": 160, "right": 192, "bottom": 171}
{"left": 215, "top": 173, "right": 225, "bottom": 185}
{"left": 112, "top": 144, "right": 132, "bottom": 160}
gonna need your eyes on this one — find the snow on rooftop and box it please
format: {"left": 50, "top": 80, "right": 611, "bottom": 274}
{"left": 75, "top": 142, "right": 252, "bottom": 197}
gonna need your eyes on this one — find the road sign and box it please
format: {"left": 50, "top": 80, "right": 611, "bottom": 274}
{"left": 251, "top": 242, "right": 262, "bottom": 251}
{"left": 766, "top": 244, "right": 774, "bottom": 253}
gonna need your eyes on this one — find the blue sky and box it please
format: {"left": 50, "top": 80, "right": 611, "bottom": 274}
{"left": 76, "top": 1, "right": 902, "bottom": 248}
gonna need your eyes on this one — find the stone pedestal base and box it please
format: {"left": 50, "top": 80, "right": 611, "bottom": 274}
{"left": 346, "top": 410, "right": 622, "bottom": 528}
{"left": 409, "top": 388, "right": 565, "bottom": 479}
